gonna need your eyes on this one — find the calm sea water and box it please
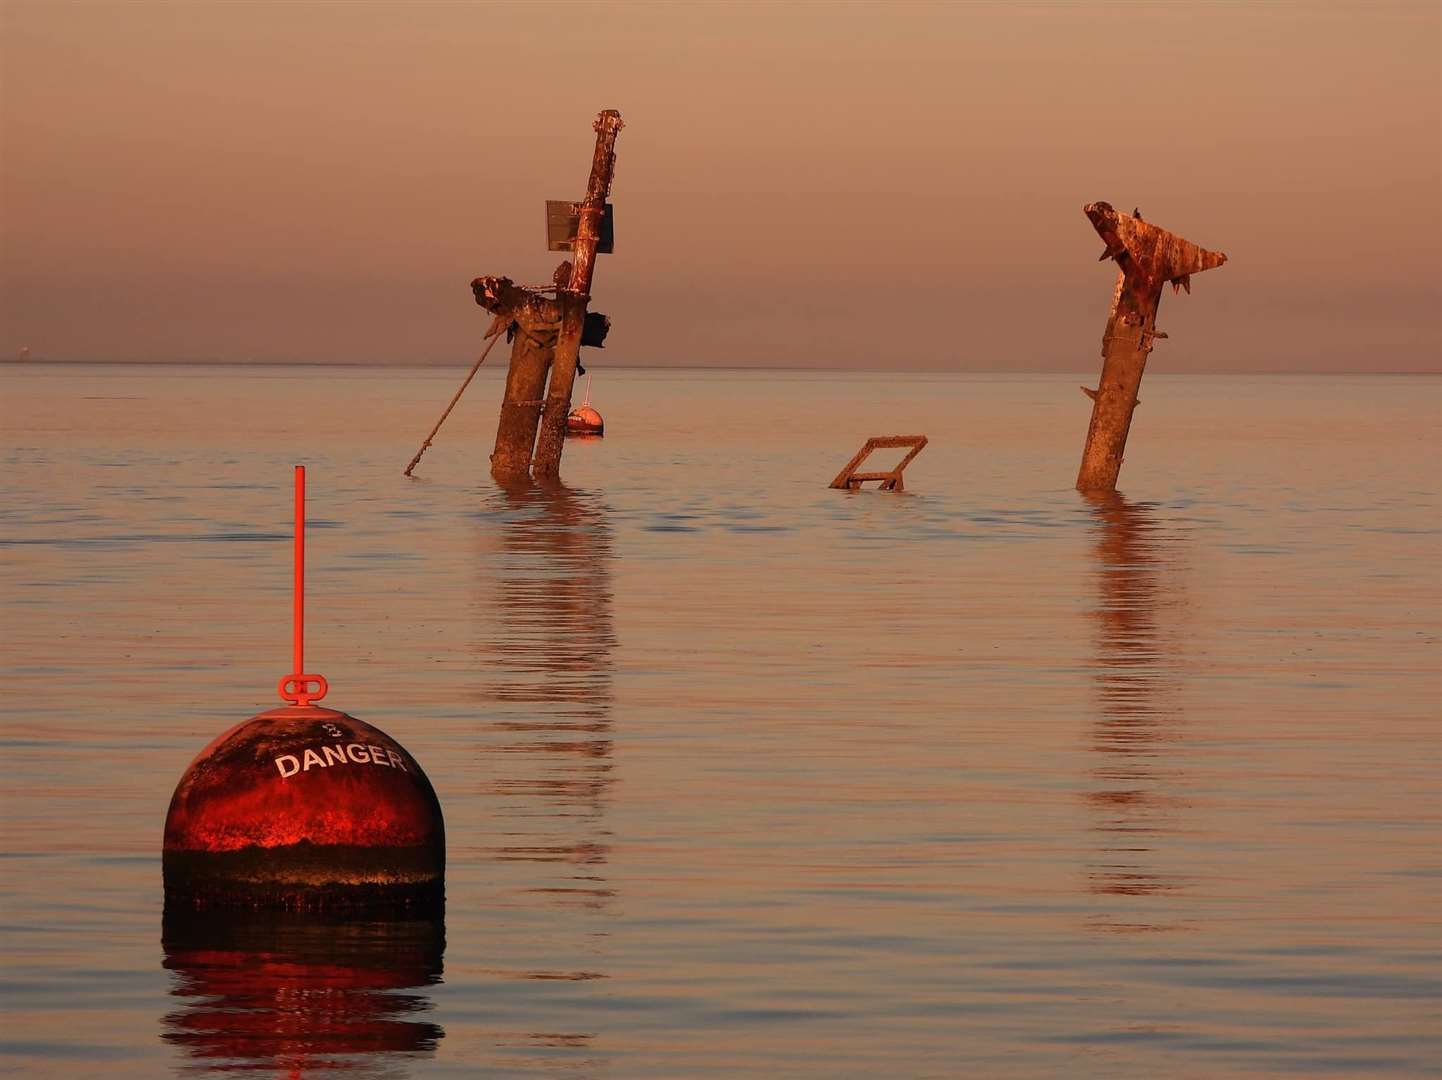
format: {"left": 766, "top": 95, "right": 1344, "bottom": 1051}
{"left": 1, "top": 364, "right": 1438, "bottom": 1078}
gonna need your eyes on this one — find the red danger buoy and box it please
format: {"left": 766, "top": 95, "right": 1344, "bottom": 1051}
{"left": 163, "top": 466, "right": 444, "bottom": 911}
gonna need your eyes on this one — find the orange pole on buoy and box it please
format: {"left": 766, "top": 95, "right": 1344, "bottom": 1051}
{"left": 278, "top": 465, "right": 327, "bottom": 707}
{"left": 294, "top": 464, "right": 304, "bottom": 678}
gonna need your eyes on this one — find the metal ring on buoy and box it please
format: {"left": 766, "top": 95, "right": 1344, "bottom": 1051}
{"left": 278, "top": 672, "right": 329, "bottom": 707}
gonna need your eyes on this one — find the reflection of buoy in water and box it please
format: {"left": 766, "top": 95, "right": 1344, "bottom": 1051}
{"left": 161, "top": 907, "right": 445, "bottom": 1069}
{"left": 565, "top": 372, "right": 604, "bottom": 438}
{"left": 163, "top": 466, "right": 444, "bottom": 911}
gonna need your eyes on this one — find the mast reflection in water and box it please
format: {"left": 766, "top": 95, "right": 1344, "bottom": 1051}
{"left": 1083, "top": 493, "right": 1191, "bottom": 932}
{"left": 476, "top": 482, "right": 617, "bottom": 910}
{"left": 160, "top": 908, "right": 445, "bottom": 1074}
{"left": 469, "top": 483, "right": 616, "bottom": 1063}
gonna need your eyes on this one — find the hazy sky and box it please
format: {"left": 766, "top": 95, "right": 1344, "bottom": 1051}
{"left": 3, "top": 1, "right": 1438, "bottom": 371}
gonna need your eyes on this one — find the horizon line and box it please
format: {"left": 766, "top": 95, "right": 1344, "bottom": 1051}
{"left": 3, "top": 359, "right": 1439, "bottom": 377}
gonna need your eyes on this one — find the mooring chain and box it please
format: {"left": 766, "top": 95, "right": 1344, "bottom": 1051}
{"left": 402, "top": 315, "right": 508, "bottom": 477}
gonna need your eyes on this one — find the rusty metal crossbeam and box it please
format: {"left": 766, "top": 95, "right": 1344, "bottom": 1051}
{"left": 829, "top": 435, "right": 928, "bottom": 491}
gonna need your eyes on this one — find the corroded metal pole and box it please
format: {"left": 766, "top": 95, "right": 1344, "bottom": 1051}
{"left": 471, "top": 276, "right": 562, "bottom": 483}
{"left": 532, "top": 110, "right": 623, "bottom": 482}
{"left": 1076, "top": 202, "right": 1226, "bottom": 492}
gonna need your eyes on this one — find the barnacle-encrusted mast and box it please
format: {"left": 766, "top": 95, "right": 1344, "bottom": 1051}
{"left": 1077, "top": 203, "right": 1226, "bottom": 492}
{"left": 472, "top": 110, "right": 622, "bottom": 484}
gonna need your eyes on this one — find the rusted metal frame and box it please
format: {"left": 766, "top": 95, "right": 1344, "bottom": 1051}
{"left": 1076, "top": 202, "right": 1226, "bottom": 493}
{"left": 532, "top": 110, "right": 623, "bottom": 482}
{"left": 829, "top": 435, "right": 929, "bottom": 491}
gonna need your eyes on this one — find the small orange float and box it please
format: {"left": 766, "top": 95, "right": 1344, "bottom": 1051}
{"left": 565, "top": 373, "right": 604, "bottom": 438}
